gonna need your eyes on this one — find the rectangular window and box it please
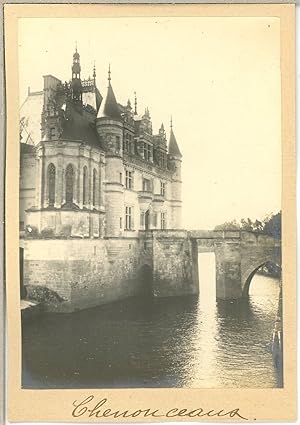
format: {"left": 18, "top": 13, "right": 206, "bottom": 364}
{"left": 125, "top": 206, "right": 133, "bottom": 230}
{"left": 125, "top": 170, "right": 133, "bottom": 189}
{"left": 160, "top": 181, "right": 166, "bottom": 197}
{"left": 144, "top": 143, "right": 152, "bottom": 161}
{"left": 120, "top": 217, "right": 122, "bottom": 229}
{"left": 157, "top": 151, "right": 166, "bottom": 168}
{"left": 152, "top": 213, "right": 157, "bottom": 228}
{"left": 50, "top": 127, "right": 55, "bottom": 140}
{"left": 142, "top": 178, "right": 151, "bottom": 192}
{"left": 119, "top": 172, "right": 122, "bottom": 184}
{"left": 161, "top": 212, "right": 166, "bottom": 229}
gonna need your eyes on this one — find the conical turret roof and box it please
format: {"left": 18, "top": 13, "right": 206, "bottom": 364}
{"left": 168, "top": 128, "right": 182, "bottom": 158}
{"left": 97, "top": 82, "right": 121, "bottom": 120}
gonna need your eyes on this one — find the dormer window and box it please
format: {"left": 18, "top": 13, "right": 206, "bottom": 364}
{"left": 143, "top": 142, "right": 152, "bottom": 161}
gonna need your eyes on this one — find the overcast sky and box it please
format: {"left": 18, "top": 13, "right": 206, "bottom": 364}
{"left": 19, "top": 17, "right": 281, "bottom": 229}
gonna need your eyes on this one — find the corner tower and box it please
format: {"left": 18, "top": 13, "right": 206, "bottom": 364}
{"left": 168, "top": 118, "right": 182, "bottom": 228}
{"left": 96, "top": 66, "right": 124, "bottom": 237}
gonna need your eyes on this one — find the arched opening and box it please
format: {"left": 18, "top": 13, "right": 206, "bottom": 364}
{"left": 82, "top": 166, "right": 88, "bottom": 206}
{"left": 145, "top": 210, "right": 150, "bottom": 230}
{"left": 243, "top": 260, "right": 283, "bottom": 385}
{"left": 47, "top": 163, "right": 56, "bottom": 207}
{"left": 139, "top": 264, "right": 153, "bottom": 295}
{"left": 65, "top": 164, "right": 74, "bottom": 205}
{"left": 92, "top": 169, "right": 97, "bottom": 207}
{"left": 243, "top": 261, "right": 281, "bottom": 297}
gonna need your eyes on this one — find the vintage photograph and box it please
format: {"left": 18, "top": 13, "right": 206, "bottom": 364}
{"left": 18, "top": 15, "right": 283, "bottom": 391}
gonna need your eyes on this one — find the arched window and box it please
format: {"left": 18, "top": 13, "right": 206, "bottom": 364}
{"left": 47, "top": 163, "right": 56, "bottom": 207}
{"left": 92, "top": 169, "right": 97, "bottom": 206}
{"left": 65, "top": 164, "right": 74, "bottom": 205}
{"left": 83, "top": 166, "right": 88, "bottom": 205}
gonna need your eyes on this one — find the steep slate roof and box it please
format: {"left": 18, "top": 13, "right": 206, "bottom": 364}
{"left": 61, "top": 103, "right": 102, "bottom": 149}
{"left": 168, "top": 128, "right": 182, "bottom": 158}
{"left": 20, "top": 142, "right": 36, "bottom": 154}
{"left": 95, "top": 87, "right": 103, "bottom": 111}
{"left": 97, "top": 83, "right": 122, "bottom": 120}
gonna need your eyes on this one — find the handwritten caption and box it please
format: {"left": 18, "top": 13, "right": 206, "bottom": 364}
{"left": 72, "top": 395, "right": 248, "bottom": 420}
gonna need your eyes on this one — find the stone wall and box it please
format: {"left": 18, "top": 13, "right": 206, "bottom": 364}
{"left": 22, "top": 238, "right": 150, "bottom": 312}
{"left": 151, "top": 230, "right": 198, "bottom": 297}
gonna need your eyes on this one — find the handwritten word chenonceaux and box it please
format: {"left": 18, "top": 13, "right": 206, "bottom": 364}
{"left": 72, "top": 396, "right": 249, "bottom": 420}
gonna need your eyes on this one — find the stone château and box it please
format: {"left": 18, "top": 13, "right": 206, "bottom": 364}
{"left": 20, "top": 47, "right": 182, "bottom": 239}
{"left": 19, "top": 47, "right": 280, "bottom": 312}
{"left": 19, "top": 47, "right": 188, "bottom": 312}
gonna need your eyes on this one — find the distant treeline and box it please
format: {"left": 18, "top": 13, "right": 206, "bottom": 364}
{"left": 214, "top": 211, "right": 281, "bottom": 240}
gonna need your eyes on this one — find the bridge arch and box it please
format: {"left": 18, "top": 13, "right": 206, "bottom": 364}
{"left": 242, "top": 258, "right": 281, "bottom": 297}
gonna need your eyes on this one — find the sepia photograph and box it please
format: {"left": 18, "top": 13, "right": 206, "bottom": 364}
{"left": 4, "top": 4, "right": 296, "bottom": 421}
{"left": 18, "top": 15, "right": 283, "bottom": 391}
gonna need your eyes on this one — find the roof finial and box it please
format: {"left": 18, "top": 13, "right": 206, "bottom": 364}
{"left": 75, "top": 41, "right": 77, "bottom": 53}
{"left": 93, "top": 61, "right": 96, "bottom": 80}
{"left": 108, "top": 64, "right": 111, "bottom": 84}
{"left": 134, "top": 91, "right": 137, "bottom": 115}
{"left": 170, "top": 115, "right": 173, "bottom": 130}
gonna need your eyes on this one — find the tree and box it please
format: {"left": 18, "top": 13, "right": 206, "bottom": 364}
{"left": 214, "top": 211, "right": 281, "bottom": 239}
{"left": 262, "top": 212, "right": 281, "bottom": 240}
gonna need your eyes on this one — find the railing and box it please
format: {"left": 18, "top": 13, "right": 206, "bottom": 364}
{"left": 138, "top": 191, "right": 153, "bottom": 201}
{"left": 153, "top": 194, "right": 165, "bottom": 203}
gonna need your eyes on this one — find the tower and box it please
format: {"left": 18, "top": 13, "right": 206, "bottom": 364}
{"left": 71, "top": 44, "right": 82, "bottom": 103}
{"left": 168, "top": 117, "right": 182, "bottom": 228}
{"left": 96, "top": 65, "right": 124, "bottom": 237}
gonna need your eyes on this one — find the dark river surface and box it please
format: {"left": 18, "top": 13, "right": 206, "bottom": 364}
{"left": 22, "top": 255, "right": 282, "bottom": 389}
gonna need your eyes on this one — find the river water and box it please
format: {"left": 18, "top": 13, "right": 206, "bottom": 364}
{"left": 22, "top": 254, "right": 282, "bottom": 389}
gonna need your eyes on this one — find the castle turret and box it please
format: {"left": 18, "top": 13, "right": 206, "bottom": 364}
{"left": 71, "top": 45, "right": 82, "bottom": 103}
{"left": 96, "top": 66, "right": 124, "bottom": 237}
{"left": 168, "top": 117, "right": 182, "bottom": 228}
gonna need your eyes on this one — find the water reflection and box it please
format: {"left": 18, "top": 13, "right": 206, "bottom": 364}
{"left": 22, "top": 262, "right": 281, "bottom": 389}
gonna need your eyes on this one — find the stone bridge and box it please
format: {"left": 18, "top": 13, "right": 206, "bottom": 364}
{"left": 148, "top": 229, "right": 281, "bottom": 300}
{"left": 21, "top": 229, "right": 281, "bottom": 312}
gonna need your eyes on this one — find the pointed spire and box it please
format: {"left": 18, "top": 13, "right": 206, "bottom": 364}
{"left": 97, "top": 68, "right": 121, "bottom": 120}
{"left": 168, "top": 119, "right": 182, "bottom": 158}
{"left": 170, "top": 115, "right": 173, "bottom": 129}
{"left": 108, "top": 64, "right": 111, "bottom": 86}
{"left": 159, "top": 122, "right": 166, "bottom": 140}
{"left": 134, "top": 92, "right": 137, "bottom": 115}
{"left": 93, "top": 61, "right": 96, "bottom": 82}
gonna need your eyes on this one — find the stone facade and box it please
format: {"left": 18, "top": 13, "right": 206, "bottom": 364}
{"left": 19, "top": 48, "right": 182, "bottom": 240}
{"left": 19, "top": 48, "right": 184, "bottom": 311}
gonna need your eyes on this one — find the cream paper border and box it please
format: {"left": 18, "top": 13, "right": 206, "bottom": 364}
{"left": 4, "top": 4, "right": 296, "bottom": 422}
